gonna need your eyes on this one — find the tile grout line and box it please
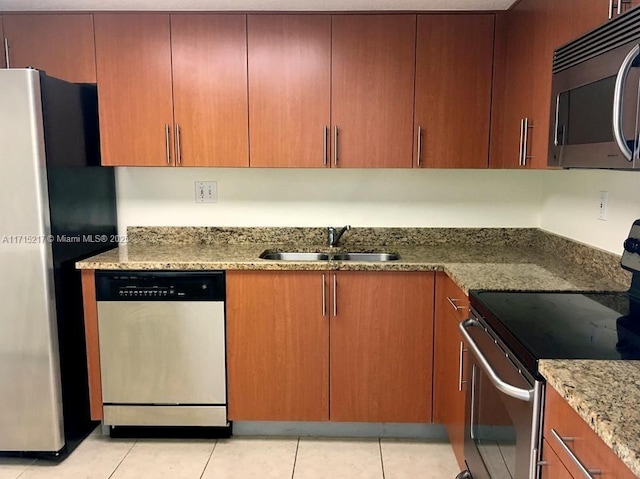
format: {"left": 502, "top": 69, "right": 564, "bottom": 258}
{"left": 198, "top": 439, "right": 218, "bottom": 479}
{"left": 106, "top": 438, "right": 138, "bottom": 479}
{"left": 379, "top": 438, "right": 386, "bottom": 479}
{"left": 290, "top": 436, "right": 301, "bottom": 479}
{"left": 14, "top": 458, "right": 37, "bottom": 479}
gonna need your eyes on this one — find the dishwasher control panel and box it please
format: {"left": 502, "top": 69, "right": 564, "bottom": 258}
{"left": 96, "top": 271, "right": 225, "bottom": 301}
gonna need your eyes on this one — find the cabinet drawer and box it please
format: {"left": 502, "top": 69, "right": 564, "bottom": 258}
{"left": 540, "top": 438, "right": 573, "bottom": 479}
{"left": 544, "top": 386, "right": 635, "bottom": 479}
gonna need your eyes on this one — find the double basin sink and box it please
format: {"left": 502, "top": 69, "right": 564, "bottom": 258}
{"left": 260, "top": 251, "right": 400, "bottom": 262}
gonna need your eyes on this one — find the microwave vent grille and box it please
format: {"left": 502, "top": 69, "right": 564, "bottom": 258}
{"left": 553, "top": 7, "right": 640, "bottom": 73}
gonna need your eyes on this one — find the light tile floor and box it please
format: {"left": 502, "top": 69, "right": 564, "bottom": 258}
{"left": 0, "top": 429, "right": 460, "bottom": 479}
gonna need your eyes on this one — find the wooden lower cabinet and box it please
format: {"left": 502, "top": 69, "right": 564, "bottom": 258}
{"left": 226, "top": 271, "right": 329, "bottom": 421}
{"left": 433, "top": 272, "right": 469, "bottom": 469}
{"left": 330, "top": 271, "right": 434, "bottom": 423}
{"left": 80, "top": 269, "right": 103, "bottom": 420}
{"left": 226, "top": 270, "right": 434, "bottom": 423}
{"left": 543, "top": 386, "right": 636, "bottom": 479}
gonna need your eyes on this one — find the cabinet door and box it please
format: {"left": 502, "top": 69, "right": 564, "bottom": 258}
{"left": 490, "top": 2, "right": 535, "bottom": 169}
{"left": 0, "top": 17, "right": 5, "bottom": 69}
{"left": 94, "top": 14, "right": 174, "bottom": 166}
{"left": 331, "top": 15, "right": 416, "bottom": 168}
{"left": 248, "top": 15, "right": 331, "bottom": 168}
{"left": 540, "top": 439, "right": 574, "bottom": 479}
{"left": 226, "top": 271, "right": 329, "bottom": 421}
{"left": 415, "top": 15, "right": 494, "bottom": 168}
{"left": 3, "top": 14, "right": 96, "bottom": 83}
{"left": 433, "top": 273, "right": 469, "bottom": 469}
{"left": 330, "top": 272, "right": 434, "bottom": 422}
{"left": 171, "top": 14, "right": 249, "bottom": 167}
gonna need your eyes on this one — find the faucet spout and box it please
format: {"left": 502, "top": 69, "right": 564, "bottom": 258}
{"left": 327, "top": 225, "right": 352, "bottom": 247}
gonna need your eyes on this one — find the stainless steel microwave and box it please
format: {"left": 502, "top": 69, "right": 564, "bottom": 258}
{"left": 549, "top": 8, "right": 640, "bottom": 169}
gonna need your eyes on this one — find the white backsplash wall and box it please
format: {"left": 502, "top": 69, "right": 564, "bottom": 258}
{"left": 540, "top": 169, "right": 640, "bottom": 255}
{"left": 115, "top": 168, "right": 544, "bottom": 237}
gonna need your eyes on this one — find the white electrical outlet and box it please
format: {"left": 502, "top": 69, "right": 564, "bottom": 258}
{"left": 195, "top": 181, "right": 218, "bottom": 203}
{"left": 598, "top": 191, "right": 608, "bottom": 221}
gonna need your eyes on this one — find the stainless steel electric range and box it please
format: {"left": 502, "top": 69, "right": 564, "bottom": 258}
{"left": 455, "top": 220, "right": 640, "bottom": 479}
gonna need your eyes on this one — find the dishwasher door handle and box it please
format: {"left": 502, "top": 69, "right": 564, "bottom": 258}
{"left": 459, "top": 318, "right": 534, "bottom": 402}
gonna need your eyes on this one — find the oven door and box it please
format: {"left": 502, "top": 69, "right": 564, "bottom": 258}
{"left": 459, "top": 317, "right": 544, "bottom": 479}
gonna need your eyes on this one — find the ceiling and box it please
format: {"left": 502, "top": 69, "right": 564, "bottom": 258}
{"left": 0, "top": 0, "right": 518, "bottom": 11}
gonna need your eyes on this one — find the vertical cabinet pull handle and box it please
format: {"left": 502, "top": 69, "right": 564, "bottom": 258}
{"left": 618, "top": 0, "right": 623, "bottom": 15}
{"left": 165, "top": 124, "right": 171, "bottom": 165}
{"left": 417, "top": 126, "right": 423, "bottom": 167}
{"left": 3, "top": 38, "right": 9, "bottom": 68}
{"left": 518, "top": 118, "right": 525, "bottom": 166}
{"left": 458, "top": 341, "right": 467, "bottom": 391}
{"left": 333, "top": 126, "right": 339, "bottom": 166}
{"left": 323, "top": 126, "right": 328, "bottom": 166}
{"left": 322, "top": 274, "right": 326, "bottom": 317}
{"left": 609, "top": 0, "right": 615, "bottom": 18}
{"left": 522, "top": 118, "right": 532, "bottom": 166}
{"left": 550, "top": 429, "right": 602, "bottom": 478}
{"left": 175, "top": 123, "right": 181, "bottom": 166}
{"left": 332, "top": 274, "right": 337, "bottom": 317}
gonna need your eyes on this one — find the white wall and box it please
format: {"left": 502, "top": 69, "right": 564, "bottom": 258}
{"left": 116, "top": 168, "right": 544, "bottom": 236}
{"left": 539, "top": 169, "right": 640, "bottom": 255}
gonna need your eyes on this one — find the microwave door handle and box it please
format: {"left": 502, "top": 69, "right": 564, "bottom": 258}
{"left": 459, "top": 319, "right": 534, "bottom": 402}
{"left": 613, "top": 44, "right": 640, "bottom": 162}
{"left": 554, "top": 94, "right": 561, "bottom": 146}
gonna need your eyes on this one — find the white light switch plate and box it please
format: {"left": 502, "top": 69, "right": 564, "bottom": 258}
{"left": 598, "top": 191, "right": 608, "bottom": 221}
{"left": 195, "top": 181, "right": 218, "bottom": 203}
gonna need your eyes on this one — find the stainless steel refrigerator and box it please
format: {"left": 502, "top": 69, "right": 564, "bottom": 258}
{"left": 0, "top": 69, "right": 117, "bottom": 457}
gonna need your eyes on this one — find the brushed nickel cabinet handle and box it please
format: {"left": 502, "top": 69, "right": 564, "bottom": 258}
{"left": 522, "top": 118, "right": 532, "bottom": 166}
{"left": 550, "top": 429, "right": 601, "bottom": 478}
{"left": 417, "top": 126, "right": 423, "bottom": 167}
{"left": 3, "top": 38, "right": 9, "bottom": 68}
{"left": 165, "top": 124, "right": 171, "bottom": 165}
{"left": 618, "top": 0, "right": 623, "bottom": 15}
{"left": 333, "top": 126, "right": 339, "bottom": 166}
{"left": 332, "top": 274, "right": 337, "bottom": 317}
{"left": 518, "top": 118, "right": 525, "bottom": 166}
{"left": 447, "top": 296, "right": 465, "bottom": 312}
{"left": 609, "top": 0, "right": 615, "bottom": 18}
{"left": 323, "top": 126, "right": 328, "bottom": 166}
{"left": 175, "top": 123, "right": 182, "bottom": 166}
{"left": 322, "top": 274, "right": 327, "bottom": 317}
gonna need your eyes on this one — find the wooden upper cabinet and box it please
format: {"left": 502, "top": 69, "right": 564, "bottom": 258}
{"left": 490, "top": 2, "right": 536, "bottom": 169}
{"left": 226, "top": 271, "right": 329, "bottom": 421}
{"left": 330, "top": 271, "right": 434, "bottom": 422}
{"left": 248, "top": 15, "right": 331, "bottom": 168}
{"left": 3, "top": 14, "right": 96, "bottom": 83}
{"left": 94, "top": 14, "right": 175, "bottom": 166}
{"left": 415, "top": 15, "right": 494, "bottom": 168}
{"left": 331, "top": 15, "right": 416, "bottom": 168}
{"left": 171, "top": 15, "right": 249, "bottom": 167}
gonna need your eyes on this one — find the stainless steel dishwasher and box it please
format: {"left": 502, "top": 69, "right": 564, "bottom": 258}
{"left": 95, "top": 271, "right": 227, "bottom": 430}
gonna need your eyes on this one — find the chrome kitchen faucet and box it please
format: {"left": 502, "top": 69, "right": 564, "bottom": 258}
{"left": 327, "top": 225, "right": 351, "bottom": 247}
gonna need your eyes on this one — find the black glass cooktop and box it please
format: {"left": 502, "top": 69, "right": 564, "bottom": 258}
{"left": 469, "top": 290, "right": 640, "bottom": 376}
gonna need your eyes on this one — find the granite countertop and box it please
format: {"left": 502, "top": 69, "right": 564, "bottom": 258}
{"left": 76, "top": 226, "right": 630, "bottom": 292}
{"left": 539, "top": 360, "right": 640, "bottom": 477}
{"left": 76, "top": 241, "right": 627, "bottom": 293}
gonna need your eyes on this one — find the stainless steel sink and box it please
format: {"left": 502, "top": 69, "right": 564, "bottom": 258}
{"left": 259, "top": 251, "right": 330, "bottom": 261}
{"left": 259, "top": 250, "right": 400, "bottom": 262}
{"left": 331, "top": 252, "right": 400, "bottom": 262}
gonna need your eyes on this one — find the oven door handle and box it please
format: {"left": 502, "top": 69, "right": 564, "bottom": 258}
{"left": 459, "top": 318, "right": 534, "bottom": 403}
